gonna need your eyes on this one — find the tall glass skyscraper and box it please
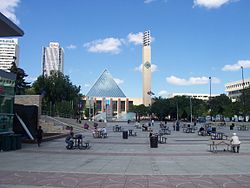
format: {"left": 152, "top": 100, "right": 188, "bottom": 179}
{"left": 42, "top": 42, "right": 64, "bottom": 76}
{"left": 0, "top": 38, "right": 19, "bottom": 71}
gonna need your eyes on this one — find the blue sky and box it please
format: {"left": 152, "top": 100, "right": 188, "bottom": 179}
{"left": 1, "top": 0, "right": 250, "bottom": 98}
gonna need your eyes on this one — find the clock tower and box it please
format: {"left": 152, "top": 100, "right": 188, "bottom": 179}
{"left": 142, "top": 30, "right": 152, "bottom": 106}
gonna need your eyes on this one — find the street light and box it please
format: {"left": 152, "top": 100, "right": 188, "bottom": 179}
{"left": 209, "top": 77, "right": 212, "bottom": 121}
{"left": 190, "top": 96, "right": 192, "bottom": 124}
{"left": 241, "top": 66, "right": 246, "bottom": 122}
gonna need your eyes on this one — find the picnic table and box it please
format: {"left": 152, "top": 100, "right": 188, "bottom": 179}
{"left": 113, "top": 125, "right": 122, "bottom": 132}
{"left": 209, "top": 140, "right": 231, "bottom": 152}
{"left": 238, "top": 125, "right": 248, "bottom": 131}
{"left": 211, "top": 132, "right": 228, "bottom": 140}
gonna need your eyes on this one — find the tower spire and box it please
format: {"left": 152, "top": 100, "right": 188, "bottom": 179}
{"left": 142, "top": 30, "right": 152, "bottom": 106}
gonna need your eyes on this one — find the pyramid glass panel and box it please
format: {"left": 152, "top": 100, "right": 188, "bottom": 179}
{"left": 86, "top": 70, "right": 126, "bottom": 98}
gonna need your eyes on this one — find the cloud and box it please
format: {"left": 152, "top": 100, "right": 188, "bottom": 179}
{"left": 114, "top": 78, "right": 124, "bottom": 85}
{"left": 158, "top": 90, "right": 169, "bottom": 97}
{"left": 166, "top": 76, "right": 220, "bottom": 86}
{"left": 127, "top": 32, "right": 155, "bottom": 46}
{"left": 222, "top": 60, "right": 250, "bottom": 71}
{"left": 134, "top": 64, "right": 158, "bottom": 72}
{"left": 84, "top": 84, "right": 90, "bottom": 87}
{"left": 0, "top": 0, "right": 20, "bottom": 24}
{"left": 193, "top": 0, "right": 236, "bottom": 9}
{"left": 84, "top": 38, "right": 123, "bottom": 54}
{"left": 144, "top": 0, "right": 157, "bottom": 3}
{"left": 66, "top": 44, "right": 77, "bottom": 49}
{"left": 127, "top": 32, "right": 143, "bottom": 45}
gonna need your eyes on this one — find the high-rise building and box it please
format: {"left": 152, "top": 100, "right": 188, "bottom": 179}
{"left": 142, "top": 30, "right": 152, "bottom": 106}
{"left": 0, "top": 38, "right": 19, "bottom": 71}
{"left": 42, "top": 42, "right": 64, "bottom": 76}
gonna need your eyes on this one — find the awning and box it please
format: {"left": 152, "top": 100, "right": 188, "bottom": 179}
{"left": 0, "top": 12, "right": 24, "bottom": 37}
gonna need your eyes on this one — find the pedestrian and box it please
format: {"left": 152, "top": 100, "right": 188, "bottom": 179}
{"left": 37, "top": 126, "right": 44, "bottom": 147}
{"left": 173, "top": 121, "right": 176, "bottom": 131}
{"left": 230, "top": 133, "right": 241, "bottom": 153}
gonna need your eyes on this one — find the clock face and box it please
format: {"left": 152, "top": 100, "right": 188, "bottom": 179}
{"left": 144, "top": 61, "right": 151, "bottom": 69}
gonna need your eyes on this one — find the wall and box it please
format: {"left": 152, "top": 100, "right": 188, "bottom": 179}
{"left": 14, "top": 95, "right": 42, "bottom": 119}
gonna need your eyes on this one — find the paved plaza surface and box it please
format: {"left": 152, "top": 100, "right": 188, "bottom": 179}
{"left": 1, "top": 120, "right": 250, "bottom": 188}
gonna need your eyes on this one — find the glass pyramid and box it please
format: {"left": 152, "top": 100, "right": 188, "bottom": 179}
{"left": 86, "top": 69, "right": 126, "bottom": 98}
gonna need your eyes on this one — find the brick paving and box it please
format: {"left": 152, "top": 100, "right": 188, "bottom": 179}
{"left": 1, "top": 120, "right": 250, "bottom": 188}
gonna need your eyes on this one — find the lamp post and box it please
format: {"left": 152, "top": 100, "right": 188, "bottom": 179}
{"left": 190, "top": 96, "right": 192, "bottom": 124}
{"left": 209, "top": 77, "right": 212, "bottom": 121}
{"left": 176, "top": 102, "right": 179, "bottom": 122}
{"left": 241, "top": 66, "right": 246, "bottom": 122}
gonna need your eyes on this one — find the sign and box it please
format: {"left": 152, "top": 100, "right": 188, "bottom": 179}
{"left": 0, "top": 86, "right": 4, "bottom": 94}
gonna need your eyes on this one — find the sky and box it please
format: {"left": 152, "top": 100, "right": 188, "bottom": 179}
{"left": 1, "top": 0, "right": 250, "bottom": 98}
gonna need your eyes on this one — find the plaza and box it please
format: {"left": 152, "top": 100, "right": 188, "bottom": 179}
{"left": 0, "top": 119, "right": 250, "bottom": 188}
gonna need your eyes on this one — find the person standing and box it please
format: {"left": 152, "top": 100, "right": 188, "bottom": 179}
{"left": 173, "top": 121, "right": 176, "bottom": 131}
{"left": 37, "top": 126, "right": 44, "bottom": 147}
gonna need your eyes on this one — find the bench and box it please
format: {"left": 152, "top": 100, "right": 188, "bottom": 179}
{"left": 81, "top": 140, "right": 90, "bottom": 149}
{"left": 161, "top": 135, "right": 167, "bottom": 143}
{"left": 209, "top": 140, "right": 231, "bottom": 152}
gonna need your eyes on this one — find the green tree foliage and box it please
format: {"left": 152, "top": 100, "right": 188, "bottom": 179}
{"left": 9, "top": 62, "right": 30, "bottom": 95}
{"left": 151, "top": 96, "right": 208, "bottom": 121}
{"left": 209, "top": 94, "right": 232, "bottom": 117}
{"left": 239, "top": 86, "right": 250, "bottom": 119}
{"left": 129, "top": 104, "right": 149, "bottom": 121}
{"left": 150, "top": 97, "right": 169, "bottom": 120}
{"left": 32, "top": 71, "right": 81, "bottom": 116}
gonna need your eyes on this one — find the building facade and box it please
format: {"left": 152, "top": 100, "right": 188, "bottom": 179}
{"left": 225, "top": 78, "right": 250, "bottom": 102}
{"left": 142, "top": 30, "right": 152, "bottom": 107}
{"left": 167, "top": 93, "right": 219, "bottom": 100}
{"left": 42, "top": 42, "right": 64, "bottom": 76}
{"left": 0, "top": 38, "right": 19, "bottom": 71}
{"left": 0, "top": 69, "right": 16, "bottom": 133}
{"left": 83, "top": 70, "right": 142, "bottom": 120}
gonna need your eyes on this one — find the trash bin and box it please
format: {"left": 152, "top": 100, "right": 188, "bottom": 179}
{"left": 150, "top": 136, "right": 158, "bottom": 148}
{"left": 230, "top": 124, "right": 234, "bottom": 130}
{"left": 2, "top": 135, "right": 11, "bottom": 151}
{"left": 123, "top": 131, "right": 128, "bottom": 139}
{"left": 0, "top": 135, "right": 3, "bottom": 151}
{"left": 10, "top": 135, "right": 17, "bottom": 150}
{"left": 15, "top": 134, "right": 22, "bottom": 150}
{"left": 212, "top": 127, "right": 216, "bottom": 133}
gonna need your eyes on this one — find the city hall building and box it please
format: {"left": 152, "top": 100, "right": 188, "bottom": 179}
{"left": 83, "top": 69, "right": 142, "bottom": 120}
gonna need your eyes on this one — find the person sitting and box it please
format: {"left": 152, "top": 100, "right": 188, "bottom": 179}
{"left": 65, "top": 132, "right": 74, "bottom": 149}
{"left": 101, "top": 127, "right": 107, "bottom": 138}
{"left": 149, "top": 130, "right": 153, "bottom": 137}
{"left": 230, "top": 133, "right": 241, "bottom": 153}
{"left": 198, "top": 126, "right": 205, "bottom": 136}
{"left": 92, "top": 128, "right": 99, "bottom": 138}
{"left": 142, "top": 124, "right": 148, "bottom": 131}
{"left": 207, "top": 126, "right": 212, "bottom": 135}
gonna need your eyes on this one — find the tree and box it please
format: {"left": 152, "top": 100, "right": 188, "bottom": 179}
{"left": 9, "top": 62, "right": 30, "bottom": 95}
{"left": 151, "top": 97, "right": 169, "bottom": 120}
{"left": 209, "top": 94, "right": 232, "bottom": 118}
{"left": 239, "top": 86, "right": 250, "bottom": 120}
{"left": 129, "top": 104, "right": 148, "bottom": 121}
{"left": 31, "top": 71, "right": 81, "bottom": 116}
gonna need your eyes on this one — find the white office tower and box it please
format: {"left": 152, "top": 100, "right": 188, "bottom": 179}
{"left": 142, "top": 30, "right": 152, "bottom": 107}
{"left": 0, "top": 38, "right": 19, "bottom": 71}
{"left": 42, "top": 42, "right": 64, "bottom": 76}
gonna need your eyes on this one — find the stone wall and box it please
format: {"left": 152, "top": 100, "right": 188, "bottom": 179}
{"left": 14, "top": 95, "right": 42, "bottom": 119}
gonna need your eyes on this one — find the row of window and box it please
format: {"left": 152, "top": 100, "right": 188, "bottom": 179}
{"left": 226, "top": 81, "right": 250, "bottom": 90}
